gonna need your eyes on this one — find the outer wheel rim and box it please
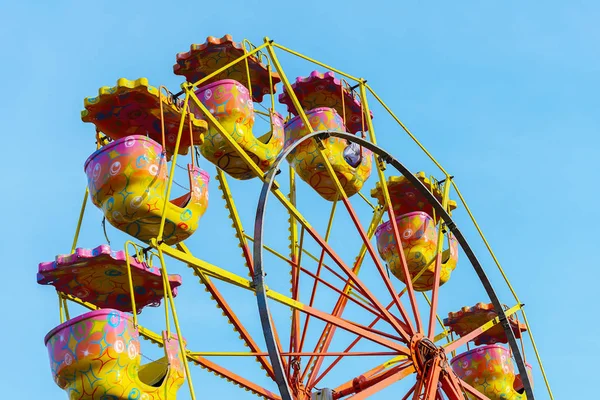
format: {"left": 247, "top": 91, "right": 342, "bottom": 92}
{"left": 253, "top": 130, "right": 534, "bottom": 400}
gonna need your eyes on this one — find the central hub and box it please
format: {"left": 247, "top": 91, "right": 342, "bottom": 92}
{"left": 409, "top": 333, "right": 447, "bottom": 374}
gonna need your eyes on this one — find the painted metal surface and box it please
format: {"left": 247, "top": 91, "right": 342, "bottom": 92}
{"left": 283, "top": 107, "right": 372, "bottom": 200}
{"left": 375, "top": 211, "right": 458, "bottom": 291}
{"left": 81, "top": 77, "right": 206, "bottom": 158}
{"left": 444, "top": 303, "right": 528, "bottom": 346}
{"left": 451, "top": 345, "right": 532, "bottom": 400}
{"left": 174, "top": 34, "right": 280, "bottom": 102}
{"left": 38, "top": 244, "right": 181, "bottom": 313}
{"left": 278, "top": 70, "right": 372, "bottom": 134}
{"left": 84, "top": 135, "right": 209, "bottom": 245}
{"left": 191, "top": 79, "right": 284, "bottom": 180}
{"left": 45, "top": 309, "right": 186, "bottom": 399}
{"left": 370, "top": 172, "right": 457, "bottom": 222}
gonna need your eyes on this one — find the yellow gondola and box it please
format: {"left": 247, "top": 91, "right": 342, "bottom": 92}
{"left": 45, "top": 309, "right": 186, "bottom": 399}
{"left": 85, "top": 135, "right": 209, "bottom": 245}
{"left": 284, "top": 107, "right": 372, "bottom": 201}
{"left": 190, "top": 79, "right": 284, "bottom": 180}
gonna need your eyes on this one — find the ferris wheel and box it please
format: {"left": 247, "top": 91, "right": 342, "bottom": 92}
{"left": 37, "top": 34, "right": 554, "bottom": 400}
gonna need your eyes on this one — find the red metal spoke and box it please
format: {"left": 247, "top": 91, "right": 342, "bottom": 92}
{"left": 333, "top": 359, "right": 411, "bottom": 393}
{"left": 286, "top": 351, "right": 398, "bottom": 357}
{"left": 439, "top": 374, "right": 462, "bottom": 400}
{"left": 443, "top": 323, "right": 489, "bottom": 355}
{"left": 188, "top": 354, "right": 281, "bottom": 400}
{"left": 310, "top": 351, "right": 396, "bottom": 357}
{"left": 301, "top": 321, "right": 335, "bottom": 384}
{"left": 412, "top": 374, "right": 425, "bottom": 400}
{"left": 340, "top": 362, "right": 417, "bottom": 399}
{"left": 383, "top": 202, "right": 423, "bottom": 334}
{"left": 347, "top": 321, "right": 402, "bottom": 341}
{"left": 198, "top": 351, "right": 399, "bottom": 357}
{"left": 298, "top": 201, "right": 338, "bottom": 355}
{"left": 427, "top": 181, "right": 451, "bottom": 340}
{"left": 427, "top": 249, "right": 444, "bottom": 340}
{"left": 423, "top": 359, "right": 443, "bottom": 400}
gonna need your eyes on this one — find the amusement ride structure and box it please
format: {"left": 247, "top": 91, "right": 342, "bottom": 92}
{"left": 37, "top": 35, "right": 554, "bottom": 399}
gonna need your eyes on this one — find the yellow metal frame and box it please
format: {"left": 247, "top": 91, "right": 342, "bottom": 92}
{"left": 216, "top": 169, "right": 254, "bottom": 276}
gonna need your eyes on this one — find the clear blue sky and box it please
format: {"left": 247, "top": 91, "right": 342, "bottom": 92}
{"left": 1, "top": 1, "right": 597, "bottom": 399}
